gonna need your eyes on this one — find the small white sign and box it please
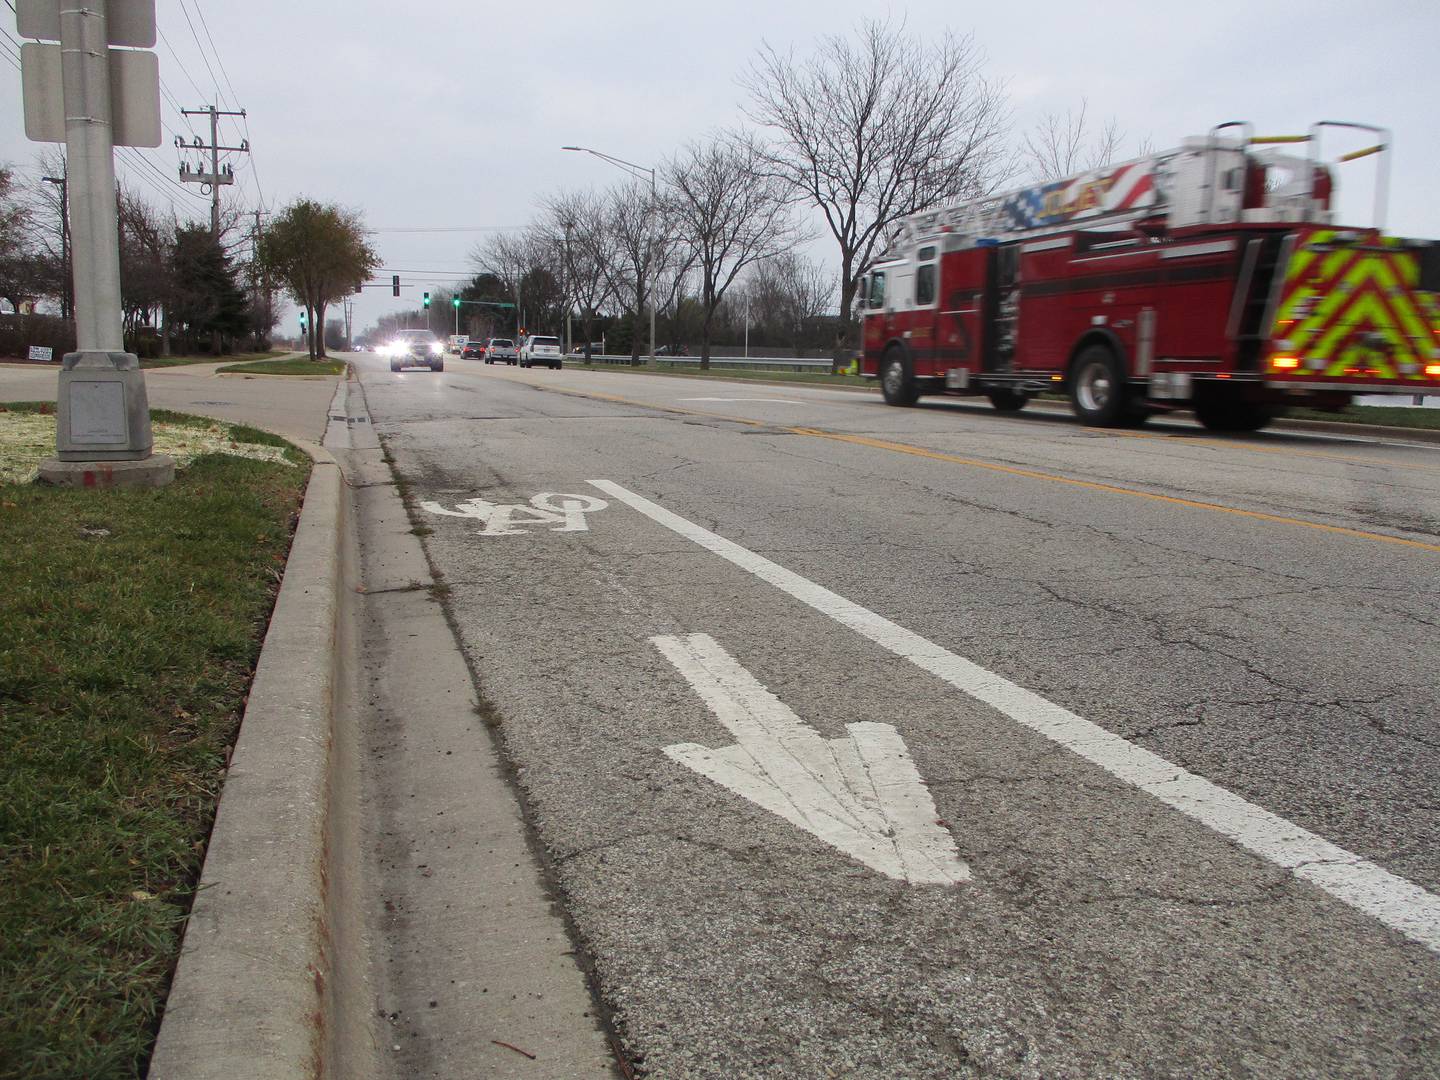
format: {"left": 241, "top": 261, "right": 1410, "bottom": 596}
{"left": 420, "top": 492, "right": 609, "bottom": 536}
{"left": 28, "top": 346, "right": 54, "bottom": 362}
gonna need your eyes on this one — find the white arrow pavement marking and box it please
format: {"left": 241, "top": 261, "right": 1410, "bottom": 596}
{"left": 591, "top": 479, "right": 1440, "bottom": 955}
{"left": 654, "top": 633, "right": 970, "bottom": 886}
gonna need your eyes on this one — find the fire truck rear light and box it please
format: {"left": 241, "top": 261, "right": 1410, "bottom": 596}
{"left": 1050, "top": 374, "right": 1063, "bottom": 381}
{"left": 1427, "top": 363, "right": 1440, "bottom": 376}
{"left": 1271, "top": 356, "right": 1300, "bottom": 370}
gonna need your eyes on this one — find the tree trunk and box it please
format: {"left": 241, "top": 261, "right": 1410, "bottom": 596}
{"left": 315, "top": 301, "right": 328, "bottom": 359}
{"left": 699, "top": 309, "right": 713, "bottom": 370}
{"left": 834, "top": 269, "right": 860, "bottom": 374}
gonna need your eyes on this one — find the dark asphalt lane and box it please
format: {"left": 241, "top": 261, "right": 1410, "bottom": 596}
{"left": 355, "top": 355, "right": 1440, "bottom": 1079}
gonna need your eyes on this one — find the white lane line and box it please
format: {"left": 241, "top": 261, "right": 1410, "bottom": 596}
{"left": 654, "top": 633, "right": 969, "bottom": 885}
{"left": 589, "top": 479, "right": 1440, "bottom": 954}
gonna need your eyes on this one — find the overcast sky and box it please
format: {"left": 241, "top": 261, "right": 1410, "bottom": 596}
{"left": 3, "top": 0, "right": 1437, "bottom": 336}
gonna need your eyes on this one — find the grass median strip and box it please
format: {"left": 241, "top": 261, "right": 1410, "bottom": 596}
{"left": 139, "top": 351, "right": 286, "bottom": 370}
{"left": 217, "top": 357, "right": 346, "bottom": 376}
{"left": 0, "top": 403, "right": 311, "bottom": 1079}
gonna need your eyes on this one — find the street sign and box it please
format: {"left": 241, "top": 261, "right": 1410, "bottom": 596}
{"left": 20, "top": 43, "right": 161, "bottom": 147}
{"left": 28, "top": 346, "right": 55, "bottom": 362}
{"left": 16, "top": 0, "right": 157, "bottom": 48}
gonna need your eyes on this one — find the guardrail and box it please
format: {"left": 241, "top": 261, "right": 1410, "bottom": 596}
{"left": 563, "top": 353, "right": 840, "bottom": 374}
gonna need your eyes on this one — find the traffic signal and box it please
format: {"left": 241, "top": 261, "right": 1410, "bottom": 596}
{"left": 298, "top": 311, "right": 307, "bottom": 330}
{"left": 453, "top": 297, "right": 461, "bottom": 309}
{"left": 392, "top": 274, "right": 400, "bottom": 297}
{"left": 423, "top": 292, "right": 431, "bottom": 309}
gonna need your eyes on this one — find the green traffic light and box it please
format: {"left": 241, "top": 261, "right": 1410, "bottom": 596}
{"left": 423, "top": 292, "right": 431, "bottom": 309}
{"left": 453, "top": 297, "right": 461, "bottom": 309}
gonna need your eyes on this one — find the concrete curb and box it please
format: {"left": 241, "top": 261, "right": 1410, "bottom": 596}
{"left": 148, "top": 441, "right": 344, "bottom": 1080}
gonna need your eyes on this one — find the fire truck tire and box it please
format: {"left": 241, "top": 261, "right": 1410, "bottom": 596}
{"left": 1193, "top": 398, "right": 1276, "bottom": 433}
{"left": 880, "top": 348, "right": 921, "bottom": 406}
{"left": 1069, "top": 345, "right": 1131, "bottom": 427}
{"left": 986, "top": 389, "right": 1030, "bottom": 412}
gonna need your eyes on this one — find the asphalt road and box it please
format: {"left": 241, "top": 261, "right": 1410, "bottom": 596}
{"left": 358, "top": 352, "right": 1440, "bottom": 1078}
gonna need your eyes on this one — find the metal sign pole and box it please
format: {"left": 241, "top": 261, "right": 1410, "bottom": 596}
{"left": 20, "top": 0, "right": 171, "bottom": 486}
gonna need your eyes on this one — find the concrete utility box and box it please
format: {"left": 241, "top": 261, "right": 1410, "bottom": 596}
{"left": 53, "top": 352, "right": 154, "bottom": 460}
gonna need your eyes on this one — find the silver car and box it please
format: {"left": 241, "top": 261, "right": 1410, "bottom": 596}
{"left": 484, "top": 337, "right": 518, "bottom": 365}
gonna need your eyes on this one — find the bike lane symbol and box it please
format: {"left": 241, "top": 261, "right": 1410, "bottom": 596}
{"left": 419, "top": 492, "right": 609, "bottom": 536}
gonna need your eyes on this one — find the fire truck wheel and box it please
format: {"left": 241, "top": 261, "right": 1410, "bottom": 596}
{"left": 1069, "top": 345, "right": 1131, "bottom": 427}
{"left": 880, "top": 348, "right": 921, "bottom": 406}
{"left": 986, "top": 389, "right": 1030, "bottom": 412}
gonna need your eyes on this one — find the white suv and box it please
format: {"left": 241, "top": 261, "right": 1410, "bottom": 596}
{"left": 520, "top": 335, "right": 562, "bottom": 370}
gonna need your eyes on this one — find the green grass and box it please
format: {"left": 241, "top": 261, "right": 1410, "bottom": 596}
{"left": 563, "top": 360, "right": 870, "bottom": 387}
{"left": 216, "top": 357, "right": 346, "bottom": 376}
{"left": 139, "top": 351, "right": 287, "bottom": 370}
{"left": 0, "top": 410, "right": 310, "bottom": 1079}
{"left": 1283, "top": 403, "right": 1440, "bottom": 431}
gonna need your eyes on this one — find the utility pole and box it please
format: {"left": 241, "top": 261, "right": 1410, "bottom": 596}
{"left": 177, "top": 105, "right": 247, "bottom": 237}
{"left": 41, "top": 169, "right": 69, "bottom": 318}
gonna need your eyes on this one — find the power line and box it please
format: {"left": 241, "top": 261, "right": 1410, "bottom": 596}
{"left": 176, "top": 0, "right": 229, "bottom": 109}
{"left": 372, "top": 225, "right": 525, "bottom": 234}
{"left": 158, "top": 28, "right": 206, "bottom": 101}
{"left": 191, "top": 0, "right": 241, "bottom": 107}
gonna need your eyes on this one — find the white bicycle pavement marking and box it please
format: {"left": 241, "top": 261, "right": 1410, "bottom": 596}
{"left": 655, "top": 633, "right": 969, "bottom": 886}
{"left": 590, "top": 478, "right": 1440, "bottom": 955}
{"left": 420, "top": 492, "right": 609, "bottom": 536}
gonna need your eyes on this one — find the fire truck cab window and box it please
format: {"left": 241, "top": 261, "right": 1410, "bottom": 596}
{"left": 868, "top": 272, "right": 886, "bottom": 308}
{"left": 915, "top": 247, "right": 938, "bottom": 306}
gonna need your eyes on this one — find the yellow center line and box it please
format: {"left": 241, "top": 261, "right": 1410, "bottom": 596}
{"left": 1097, "top": 427, "right": 1438, "bottom": 473}
{"left": 546, "top": 384, "right": 1440, "bottom": 555}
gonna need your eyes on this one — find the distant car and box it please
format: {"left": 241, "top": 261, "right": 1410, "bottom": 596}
{"left": 461, "top": 340, "right": 486, "bottom": 360}
{"left": 385, "top": 329, "right": 445, "bottom": 372}
{"left": 654, "top": 344, "right": 689, "bottom": 356}
{"left": 520, "top": 335, "right": 562, "bottom": 369}
{"left": 484, "top": 337, "right": 518, "bottom": 365}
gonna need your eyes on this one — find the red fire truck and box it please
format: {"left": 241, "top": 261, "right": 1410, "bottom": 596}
{"left": 860, "top": 122, "right": 1440, "bottom": 431}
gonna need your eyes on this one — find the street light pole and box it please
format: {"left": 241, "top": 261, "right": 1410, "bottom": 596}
{"left": 562, "top": 145, "right": 659, "bottom": 365}
{"left": 562, "top": 219, "right": 573, "bottom": 355}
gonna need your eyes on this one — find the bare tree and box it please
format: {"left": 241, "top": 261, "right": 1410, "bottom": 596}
{"left": 601, "top": 180, "right": 673, "bottom": 364}
{"left": 665, "top": 132, "right": 801, "bottom": 369}
{"left": 471, "top": 228, "right": 567, "bottom": 336}
{"left": 743, "top": 251, "right": 836, "bottom": 357}
{"left": 1021, "top": 99, "right": 1129, "bottom": 181}
{"left": 542, "top": 190, "right": 615, "bottom": 356}
{"left": 743, "top": 19, "right": 1010, "bottom": 367}
{"left": 117, "top": 184, "right": 175, "bottom": 348}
